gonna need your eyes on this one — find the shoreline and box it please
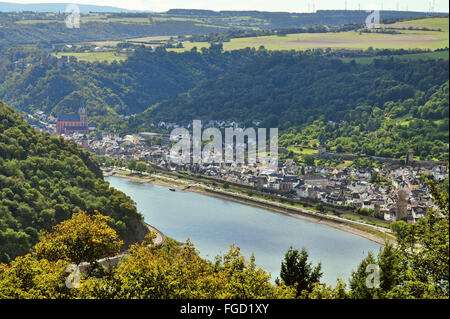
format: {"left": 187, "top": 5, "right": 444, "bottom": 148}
{"left": 104, "top": 171, "right": 393, "bottom": 245}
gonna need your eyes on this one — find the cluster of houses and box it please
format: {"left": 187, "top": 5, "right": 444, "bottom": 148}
{"left": 74, "top": 132, "right": 447, "bottom": 225}
{"left": 155, "top": 119, "right": 251, "bottom": 131}
{"left": 26, "top": 107, "right": 447, "bottom": 226}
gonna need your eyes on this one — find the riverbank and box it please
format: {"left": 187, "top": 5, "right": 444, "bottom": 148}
{"left": 104, "top": 170, "right": 394, "bottom": 245}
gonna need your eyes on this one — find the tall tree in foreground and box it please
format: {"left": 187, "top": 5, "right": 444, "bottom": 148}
{"left": 34, "top": 212, "right": 123, "bottom": 265}
{"left": 277, "top": 247, "right": 323, "bottom": 297}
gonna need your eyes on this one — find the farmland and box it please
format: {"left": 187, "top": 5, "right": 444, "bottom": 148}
{"left": 53, "top": 51, "right": 128, "bottom": 62}
{"left": 170, "top": 17, "right": 449, "bottom": 52}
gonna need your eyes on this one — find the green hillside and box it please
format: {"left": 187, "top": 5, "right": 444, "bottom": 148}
{"left": 0, "top": 45, "right": 267, "bottom": 129}
{"left": 0, "top": 102, "right": 147, "bottom": 263}
{"left": 132, "top": 53, "right": 449, "bottom": 161}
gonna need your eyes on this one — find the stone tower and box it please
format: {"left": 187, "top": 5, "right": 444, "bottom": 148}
{"left": 396, "top": 187, "right": 410, "bottom": 221}
{"left": 78, "top": 101, "right": 88, "bottom": 127}
{"left": 318, "top": 141, "right": 327, "bottom": 156}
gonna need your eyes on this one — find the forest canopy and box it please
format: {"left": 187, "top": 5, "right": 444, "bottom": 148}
{"left": 0, "top": 102, "right": 147, "bottom": 263}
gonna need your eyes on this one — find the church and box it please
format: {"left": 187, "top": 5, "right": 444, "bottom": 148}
{"left": 56, "top": 107, "right": 89, "bottom": 135}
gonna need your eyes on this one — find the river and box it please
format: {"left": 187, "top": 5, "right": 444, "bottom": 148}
{"left": 106, "top": 176, "right": 381, "bottom": 284}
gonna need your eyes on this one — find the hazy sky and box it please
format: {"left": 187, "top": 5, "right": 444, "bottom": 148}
{"left": 6, "top": 0, "right": 450, "bottom": 13}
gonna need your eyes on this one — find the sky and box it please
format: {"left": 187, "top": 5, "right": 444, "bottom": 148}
{"left": 5, "top": 0, "right": 449, "bottom": 13}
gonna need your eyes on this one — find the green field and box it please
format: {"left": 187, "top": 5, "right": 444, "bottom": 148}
{"left": 53, "top": 52, "right": 128, "bottom": 63}
{"left": 389, "top": 17, "right": 449, "bottom": 33}
{"left": 88, "top": 36, "right": 176, "bottom": 48}
{"left": 15, "top": 19, "right": 61, "bottom": 24}
{"left": 287, "top": 146, "right": 318, "bottom": 156}
{"left": 170, "top": 17, "right": 449, "bottom": 52}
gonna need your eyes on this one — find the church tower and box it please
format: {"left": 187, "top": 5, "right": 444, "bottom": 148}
{"left": 78, "top": 100, "right": 88, "bottom": 127}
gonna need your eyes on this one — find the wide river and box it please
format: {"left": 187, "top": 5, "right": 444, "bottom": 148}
{"left": 106, "top": 176, "right": 381, "bottom": 284}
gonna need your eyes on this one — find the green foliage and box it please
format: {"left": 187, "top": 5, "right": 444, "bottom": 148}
{"left": 140, "top": 55, "right": 447, "bottom": 128}
{"left": 281, "top": 79, "right": 449, "bottom": 161}
{"left": 0, "top": 214, "right": 296, "bottom": 299}
{"left": 303, "top": 154, "right": 316, "bottom": 166}
{"left": 1, "top": 45, "right": 448, "bottom": 160}
{"left": 135, "top": 162, "right": 147, "bottom": 173}
{"left": 82, "top": 241, "right": 295, "bottom": 299}
{"left": 0, "top": 102, "right": 145, "bottom": 263}
{"left": 34, "top": 212, "right": 123, "bottom": 265}
{"left": 277, "top": 247, "right": 323, "bottom": 297}
{"left": 348, "top": 244, "right": 402, "bottom": 298}
{"left": 137, "top": 54, "right": 448, "bottom": 160}
{"left": 0, "top": 13, "right": 226, "bottom": 46}
{"left": 127, "top": 159, "right": 137, "bottom": 171}
{"left": 0, "top": 45, "right": 268, "bottom": 129}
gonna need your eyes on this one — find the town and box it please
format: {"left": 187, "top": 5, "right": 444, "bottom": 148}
{"left": 27, "top": 107, "right": 448, "bottom": 227}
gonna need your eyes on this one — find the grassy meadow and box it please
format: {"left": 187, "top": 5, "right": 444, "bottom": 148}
{"left": 53, "top": 51, "right": 128, "bottom": 63}
{"left": 170, "top": 17, "right": 449, "bottom": 52}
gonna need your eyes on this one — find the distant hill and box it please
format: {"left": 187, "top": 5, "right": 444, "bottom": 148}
{"left": 0, "top": 2, "right": 133, "bottom": 13}
{"left": 166, "top": 9, "right": 446, "bottom": 27}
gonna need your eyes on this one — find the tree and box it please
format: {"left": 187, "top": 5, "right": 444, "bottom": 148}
{"left": 34, "top": 212, "right": 123, "bottom": 265}
{"left": 1, "top": 213, "right": 296, "bottom": 299}
{"left": 314, "top": 202, "right": 325, "bottom": 213}
{"left": 277, "top": 247, "right": 322, "bottom": 297}
{"left": 303, "top": 154, "right": 315, "bottom": 166}
{"left": 0, "top": 103, "right": 144, "bottom": 261}
{"left": 0, "top": 211, "right": 123, "bottom": 299}
{"left": 78, "top": 242, "right": 296, "bottom": 299}
{"left": 370, "top": 171, "right": 380, "bottom": 183}
{"left": 127, "top": 159, "right": 137, "bottom": 171}
{"left": 349, "top": 243, "right": 402, "bottom": 299}
{"left": 304, "top": 279, "right": 349, "bottom": 299}
{"left": 0, "top": 254, "right": 73, "bottom": 299}
{"left": 135, "top": 161, "right": 147, "bottom": 173}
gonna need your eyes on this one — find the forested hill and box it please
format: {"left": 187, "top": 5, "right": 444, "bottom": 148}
{"left": 134, "top": 54, "right": 449, "bottom": 126}
{"left": 132, "top": 54, "right": 449, "bottom": 161}
{"left": 0, "top": 46, "right": 268, "bottom": 130}
{"left": 1, "top": 46, "right": 448, "bottom": 160}
{"left": 0, "top": 101, "right": 147, "bottom": 263}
